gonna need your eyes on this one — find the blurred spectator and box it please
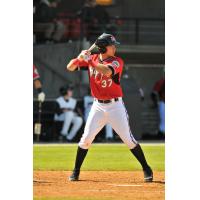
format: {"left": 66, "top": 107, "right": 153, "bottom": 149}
{"left": 83, "top": 88, "right": 114, "bottom": 141}
{"left": 33, "top": 64, "right": 45, "bottom": 102}
{"left": 33, "top": 0, "right": 65, "bottom": 43}
{"left": 151, "top": 76, "right": 165, "bottom": 138}
{"left": 151, "top": 77, "right": 165, "bottom": 108}
{"left": 77, "top": 0, "right": 116, "bottom": 42}
{"left": 54, "top": 85, "right": 83, "bottom": 142}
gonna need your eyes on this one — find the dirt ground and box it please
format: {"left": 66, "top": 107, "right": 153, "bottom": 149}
{"left": 34, "top": 171, "right": 165, "bottom": 200}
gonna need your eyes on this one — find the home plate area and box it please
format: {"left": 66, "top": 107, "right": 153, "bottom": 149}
{"left": 34, "top": 171, "right": 165, "bottom": 200}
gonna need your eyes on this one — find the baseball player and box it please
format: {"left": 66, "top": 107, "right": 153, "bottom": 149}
{"left": 54, "top": 85, "right": 83, "bottom": 141}
{"left": 33, "top": 64, "right": 45, "bottom": 102}
{"left": 66, "top": 33, "right": 153, "bottom": 182}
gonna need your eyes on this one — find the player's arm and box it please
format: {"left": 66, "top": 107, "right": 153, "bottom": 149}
{"left": 34, "top": 79, "right": 45, "bottom": 102}
{"left": 55, "top": 102, "right": 72, "bottom": 115}
{"left": 66, "top": 58, "right": 80, "bottom": 71}
{"left": 92, "top": 63, "right": 112, "bottom": 77}
{"left": 33, "top": 66, "right": 45, "bottom": 102}
{"left": 88, "top": 57, "right": 122, "bottom": 77}
{"left": 81, "top": 51, "right": 122, "bottom": 77}
{"left": 34, "top": 79, "right": 42, "bottom": 90}
{"left": 66, "top": 50, "right": 90, "bottom": 71}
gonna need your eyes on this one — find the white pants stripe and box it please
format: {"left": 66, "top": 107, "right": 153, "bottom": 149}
{"left": 79, "top": 99, "right": 138, "bottom": 149}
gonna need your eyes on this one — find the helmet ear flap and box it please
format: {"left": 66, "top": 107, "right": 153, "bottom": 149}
{"left": 98, "top": 46, "right": 107, "bottom": 53}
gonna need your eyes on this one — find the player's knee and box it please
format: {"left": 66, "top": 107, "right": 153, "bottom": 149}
{"left": 78, "top": 137, "right": 92, "bottom": 149}
{"left": 125, "top": 138, "right": 138, "bottom": 149}
{"left": 78, "top": 141, "right": 91, "bottom": 149}
{"left": 76, "top": 116, "right": 83, "bottom": 125}
{"left": 127, "top": 142, "right": 137, "bottom": 149}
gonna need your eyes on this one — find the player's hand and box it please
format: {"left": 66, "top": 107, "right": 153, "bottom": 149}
{"left": 78, "top": 50, "right": 91, "bottom": 62}
{"left": 77, "top": 50, "right": 97, "bottom": 67}
{"left": 38, "top": 92, "right": 45, "bottom": 102}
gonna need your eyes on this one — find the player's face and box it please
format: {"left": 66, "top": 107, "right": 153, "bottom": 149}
{"left": 67, "top": 90, "right": 73, "bottom": 97}
{"left": 106, "top": 45, "right": 116, "bottom": 56}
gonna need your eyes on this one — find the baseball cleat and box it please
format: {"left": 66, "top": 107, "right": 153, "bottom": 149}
{"left": 143, "top": 166, "right": 153, "bottom": 182}
{"left": 69, "top": 170, "right": 80, "bottom": 181}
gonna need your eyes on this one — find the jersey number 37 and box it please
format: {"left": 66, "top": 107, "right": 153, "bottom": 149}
{"left": 102, "top": 79, "right": 112, "bottom": 88}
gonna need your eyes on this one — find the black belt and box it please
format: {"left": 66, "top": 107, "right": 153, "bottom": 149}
{"left": 97, "top": 98, "right": 119, "bottom": 104}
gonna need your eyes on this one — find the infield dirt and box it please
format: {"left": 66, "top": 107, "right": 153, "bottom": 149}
{"left": 34, "top": 171, "right": 165, "bottom": 200}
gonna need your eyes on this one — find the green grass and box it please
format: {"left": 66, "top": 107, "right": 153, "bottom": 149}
{"left": 33, "top": 143, "right": 165, "bottom": 171}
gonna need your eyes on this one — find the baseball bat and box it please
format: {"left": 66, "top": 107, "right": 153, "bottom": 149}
{"left": 34, "top": 101, "right": 42, "bottom": 142}
{"left": 88, "top": 43, "right": 96, "bottom": 52}
{"left": 79, "top": 43, "right": 97, "bottom": 59}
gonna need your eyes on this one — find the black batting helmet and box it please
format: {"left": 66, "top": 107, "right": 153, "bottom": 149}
{"left": 95, "top": 33, "right": 120, "bottom": 53}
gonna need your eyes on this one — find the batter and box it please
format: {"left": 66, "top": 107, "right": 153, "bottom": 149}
{"left": 66, "top": 33, "right": 153, "bottom": 182}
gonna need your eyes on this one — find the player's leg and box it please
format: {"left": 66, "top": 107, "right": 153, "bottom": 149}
{"left": 60, "top": 111, "right": 74, "bottom": 136}
{"left": 66, "top": 116, "right": 83, "bottom": 141}
{"left": 69, "top": 102, "right": 106, "bottom": 181}
{"left": 107, "top": 101, "right": 138, "bottom": 148}
{"left": 108, "top": 100, "right": 153, "bottom": 182}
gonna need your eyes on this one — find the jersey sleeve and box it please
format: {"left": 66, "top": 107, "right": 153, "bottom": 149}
{"left": 73, "top": 59, "right": 89, "bottom": 71}
{"left": 33, "top": 65, "right": 40, "bottom": 80}
{"left": 107, "top": 57, "right": 123, "bottom": 76}
{"left": 78, "top": 60, "right": 89, "bottom": 68}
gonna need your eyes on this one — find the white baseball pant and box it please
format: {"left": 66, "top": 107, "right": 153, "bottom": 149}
{"left": 85, "top": 105, "right": 113, "bottom": 139}
{"left": 79, "top": 98, "right": 138, "bottom": 149}
{"left": 58, "top": 111, "right": 83, "bottom": 140}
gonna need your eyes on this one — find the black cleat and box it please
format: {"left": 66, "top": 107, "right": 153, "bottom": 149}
{"left": 69, "top": 170, "right": 80, "bottom": 181}
{"left": 143, "top": 166, "right": 153, "bottom": 182}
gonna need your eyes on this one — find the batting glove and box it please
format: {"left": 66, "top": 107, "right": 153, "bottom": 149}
{"left": 38, "top": 92, "right": 45, "bottom": 102}
{"left": 78, "top": 50, "right": 91, "bottom": 62}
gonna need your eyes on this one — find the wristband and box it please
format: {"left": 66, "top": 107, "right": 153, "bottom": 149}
{"left": 71, "top": 58, "right": 80, "bottom": 66}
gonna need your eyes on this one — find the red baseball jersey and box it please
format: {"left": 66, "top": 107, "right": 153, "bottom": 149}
{"left": 78, "top": 54, "right": 124, "bottom": 100}
{"left": 33, "top": 64, "right": 40, "bottom": 80}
